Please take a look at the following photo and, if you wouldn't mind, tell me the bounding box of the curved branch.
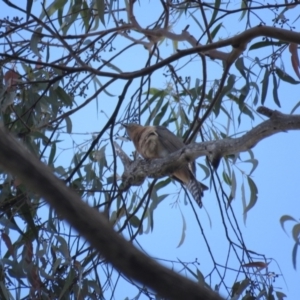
[3,25,300,81]
[0,131,224,300]
[119,107,300,187]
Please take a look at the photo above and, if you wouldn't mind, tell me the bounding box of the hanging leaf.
[26,0,33,21]
[40,0,68,20]
[101,59,123,73]
[292,242,298,270]
[176,208,186,248]
[239,0,248,21]
[244,177,258,216]
[289,43,300,79]
[208,0,220,26]
[280,215,297,234]
[129,215,141,228]
[95,0,106,26]
[235,57,247,79]
[292,223,300,243]
[261,67,270,105]
[65,116,72,134]
[48,142,56,166]
[210,23,223,40]
[153,102,168,125]
[272,72,281,107]
[249,41,284,51]
[275,68,300,84]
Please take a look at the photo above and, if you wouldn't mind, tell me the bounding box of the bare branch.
[3,25,300,81]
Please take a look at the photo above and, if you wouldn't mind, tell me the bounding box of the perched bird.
[123,123,208,207]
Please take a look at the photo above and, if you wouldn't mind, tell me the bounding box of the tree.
[0,0,299,299]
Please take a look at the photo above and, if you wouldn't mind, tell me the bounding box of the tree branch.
[119,107,300,187]
[3,25,300,80]
[0,126,224,300]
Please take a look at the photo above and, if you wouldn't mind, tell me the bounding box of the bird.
[122,123,208,207]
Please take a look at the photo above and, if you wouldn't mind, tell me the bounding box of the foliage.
[0,0,299,299]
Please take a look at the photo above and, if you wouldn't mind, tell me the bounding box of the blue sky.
[1,1,300,299]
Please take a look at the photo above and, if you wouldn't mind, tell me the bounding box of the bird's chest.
[142,135,168,159]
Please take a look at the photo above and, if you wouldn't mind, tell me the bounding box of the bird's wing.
[155,126,185,153]
[156,126,198,174]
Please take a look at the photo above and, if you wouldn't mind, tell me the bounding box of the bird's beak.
[122,123,128,128]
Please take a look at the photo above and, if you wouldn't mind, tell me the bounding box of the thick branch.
[120,107,300,186]
[0,126,224,300]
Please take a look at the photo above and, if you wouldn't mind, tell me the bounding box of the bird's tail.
[186,179,208,208]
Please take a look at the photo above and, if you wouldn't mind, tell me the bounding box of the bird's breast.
[141,134,168,159]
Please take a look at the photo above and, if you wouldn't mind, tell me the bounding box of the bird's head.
[122,123,142,140]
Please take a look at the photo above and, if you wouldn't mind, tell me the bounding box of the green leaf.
[153,102,168,125]
[210,23,222,40]
[92,75,115,97]
[26,0,33,21]
[0,215,21,232]
[29,131,50,144]
[230,170,236,200]
[241,183,246,224]
[48,142,56,166]
[172,39,178,53]
[40,0,68,20]
[239,0,247,21]
[129,215,140,228]
[292,223,300,243]
[154,178,171,191]
[145,95,165,125]
[101,59,123,73]
[214,74,236,116]
[106,0,114,24]
[20,201,39,240]
[65,116,72,133]
[290,100,300,114]
[176,208,186,248]
[235,57,247,79]
[276,67,300,84]
[275,291,287,300]
[222,171,231,185]
[63,3,82,35]
[94,144,107,177]
[249,41,284,51]
[30,27,43,57]
[95,0,106,26]
[243,156,259,176]
[232,278,250,297]
[198,163,210,180]
[189,11,204,32]
[59,268,76,299]
[55,235,70,260]
[73,153,83,178]
[196,269,205,285]
[292,242,298,270]
[80,1,90,31]
[141,90,165,115]
[208,0,220,26]
[244,177,258,216]
[261,67,270,105]
[280,215,297,234]
[272,72,281,107]
[56,86,73,107]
